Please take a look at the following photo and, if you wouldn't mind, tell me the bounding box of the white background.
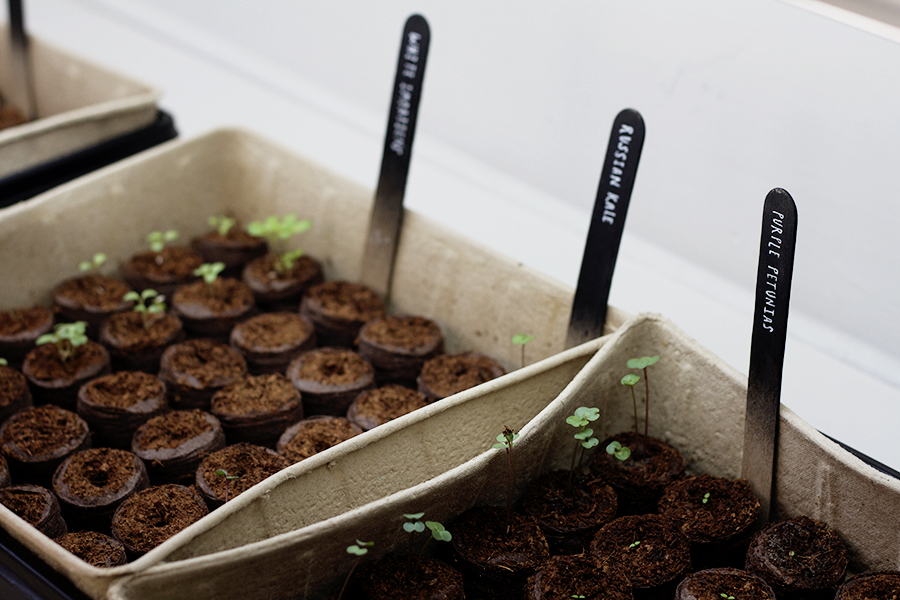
[18,0,900,469]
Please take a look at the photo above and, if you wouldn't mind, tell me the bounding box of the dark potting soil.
[111,484,208,556]
[659,474,760,568]
[353,554,464,600]
[590,431,685,514]
[210,373,303,446]
[230,312,316,374]
[590,513,691,598]
[745,516,848,600]
[53,274,132,312]
[159,339,248,409]
[196,442,289,506]
[0,455,9,488]
[527,554,631,600]
[134,409,217,451]
[449,506,550,600]
[277,416,362,463]
[417,352,505,401]
[357,315,444,383]
[521,469,617,555]
[0,484,67,538]
[348,384,430,431]
[79,371,165,410]
[0,306,54,361]
[291,348,374,386]
[675,567,776,600]
[0,364,31,422]
[836,571,900,600]
[56,531,128,568]
[302,280,385,323]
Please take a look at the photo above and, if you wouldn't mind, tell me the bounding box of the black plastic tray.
[0,110,178,209]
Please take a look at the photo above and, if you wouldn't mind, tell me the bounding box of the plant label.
[361,14,430,302]
[566,108,645,348]
[742,188,798,522]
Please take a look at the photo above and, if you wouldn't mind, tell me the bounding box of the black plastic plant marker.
[566,109,645,349]
[360,14,430,304]
[7,0,38,120]
[741,188,798,523]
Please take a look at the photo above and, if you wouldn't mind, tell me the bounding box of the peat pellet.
[120,246,204,298]
[195,443,289,509]
[0,484,67,538]
[170,278,255,340]
[346,385,429,431]
[229,312,316,375]
[158,338,247,410]
[417,352,505,401]
[287,348,375,416]
[111,484,208,559]
[56,531,128,568]
[210,373,304,447]
[132,409,225,485]
[277,416,363,464]
[22,341,111,410]
[0,306,54,364]
[100,311,185,373]
[356,315,444,385]
[52,274,133,339]
[0,362,32,424]
[52,448,149,533]
[676,568,775,600]
[0,405,91,486]
[242,253,324,308]
[77,371,168,449]
[299,281,385,347]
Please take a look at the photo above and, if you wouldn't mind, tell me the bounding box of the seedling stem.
[493,426,519,534]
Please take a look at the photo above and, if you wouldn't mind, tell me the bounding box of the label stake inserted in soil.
[360,14,430,303]
[741,188,797,523]
[566,108,645,348]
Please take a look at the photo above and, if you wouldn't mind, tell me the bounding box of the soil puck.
[836,571,900,600]
[53,274,133,338]
[158,338,248,410]
[675,567,776,600]
[56,531,128,568]
[210,373,304,447]
[276,415,363,464]
[347,384,430,431]
[527,554,631,600]
[171,278,256,339]
[77,371,168,449]
[191,228,267,276]
[100,311,185,373]
[22,340,111,410]
[120,246,204,298]
[353,554,465,600]
[299,281,385,347]
[0,363,32,424]
[0,405,91,486]
[195,442,289,509]
[417,352,506,401]
[356,315,444,385]
[229,312,316,375]
[131,409,225,485]
[0,307,54,364]
[243,253,324,309]
[0,484,67,538]
[287,347,375,416]
[111,484,208,559]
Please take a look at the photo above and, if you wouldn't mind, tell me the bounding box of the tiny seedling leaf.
[403,512,425,519]
[627,355,660,370]
[511,333,536,346]
[425,522,451,542]
[582,437,599,449]
[621,374,639,386]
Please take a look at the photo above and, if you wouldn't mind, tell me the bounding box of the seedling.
[511,333,535,369]
[338,539,374,600]
[147,229,178,253]
[606,440,631,461]
[247,214,311,272]
[621,373,640,437]
[627,355,659,437]
[401,512,451,575]
[208,215,236,237]
[36,322,88,363]
[123,289,166,328]
[628,540,641,549]
[720,594,735,600]
[702,492,711,505]
[493,426,519,534]
[214,469,240,503]
[566,407,600,488]
[572,596,586,599]
[78,253,107,274]
[193,262,226,294]
[0,358,7,366]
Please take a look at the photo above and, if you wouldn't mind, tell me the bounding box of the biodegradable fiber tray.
[0,24,160,179]
[0,128,627,599]
[38,314,900,600]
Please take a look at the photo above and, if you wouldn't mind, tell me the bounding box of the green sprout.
[78,253,107,274]
[627,355,659,437]
[214,469,240,503]
[36,322,88,363]
[606,440,631,461]
[628,540,641,549]
[0,358,7,366]
[789,550,795,557]
[123,289,166,328]
[512,333,536,369]
[621,373,640,437]
[702,492,711,505]
[493,426,519,534]
[247,214,311,272]
[208,215,236,237]
[194,262,226,287]
[572,596,586,599]
[147,230,178,253]
[401,511,451,573]
[339,539,374,600]
[720,594,735,600]
[566,407,600,488]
